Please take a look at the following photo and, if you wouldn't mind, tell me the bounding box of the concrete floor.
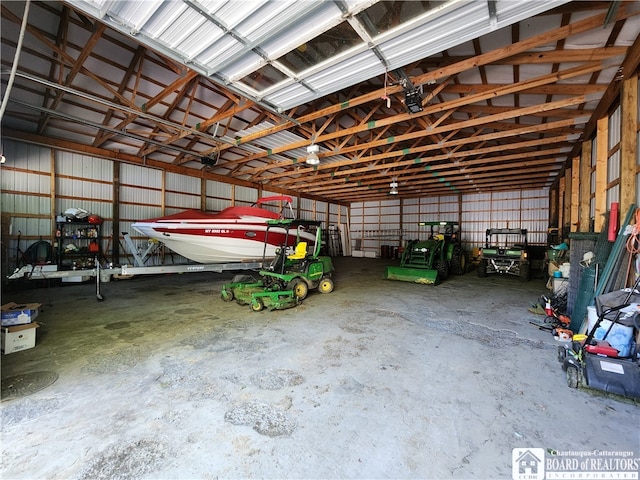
[1,256,638,479]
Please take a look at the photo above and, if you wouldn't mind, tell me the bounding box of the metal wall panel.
[234,185,259,204]
[120,184,162,206]
[606,185,620,206]
[5,141,52,173]
[609,106,621,149]
[349,189,549,254]
[608,150,620,182]
[56,151,113,181]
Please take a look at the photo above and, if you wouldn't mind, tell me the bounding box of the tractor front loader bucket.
[383,266,440,285]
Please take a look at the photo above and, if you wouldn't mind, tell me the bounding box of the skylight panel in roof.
[355,0,448,37]
[239,64,290,91]
[277,21,364,74]
[377,2,487,69]
[258,2,343,60]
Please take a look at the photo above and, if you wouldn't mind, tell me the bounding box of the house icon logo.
[512,448,545,480]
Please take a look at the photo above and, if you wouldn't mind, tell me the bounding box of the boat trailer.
[8,232,263,301]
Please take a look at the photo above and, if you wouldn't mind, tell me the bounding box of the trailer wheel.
[251,298,264,312]
[566,366,579,388]
[221,289,234,302]
[288,278,308,300]
[318,277,334,294]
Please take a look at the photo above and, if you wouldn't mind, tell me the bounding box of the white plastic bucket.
[559,263,571,278]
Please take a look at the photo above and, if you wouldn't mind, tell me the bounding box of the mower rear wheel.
[557,346,567,363]
[288,278,309,300]
[318,277,334,294]
[221,289,234,302]
[566,365,579,389]
[251,298,265,312]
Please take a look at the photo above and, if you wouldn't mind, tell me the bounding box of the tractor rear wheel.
[519,263,530,282]
[450,245,466,275]
[288,278,309,300]
[318,277,334,294]
[477,259,488,277]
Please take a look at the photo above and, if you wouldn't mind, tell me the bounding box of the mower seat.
[288,242,307,260]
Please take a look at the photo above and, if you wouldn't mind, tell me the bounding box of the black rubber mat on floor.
[1,371,58,401]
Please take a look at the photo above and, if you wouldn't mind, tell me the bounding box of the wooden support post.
[620,75,638,216]
[549,187,558,229]
[50,149,56,238]
[112,161,121,265]
[161,170,166,214]
[570,157,580,232]
[564,166,572,234]
[579,140,592,232]
[558,176,566,238]
[594,116,608,232]
[201,177,206,211]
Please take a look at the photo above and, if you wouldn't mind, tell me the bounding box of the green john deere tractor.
[383,221,466,285]
[221,219,334,311]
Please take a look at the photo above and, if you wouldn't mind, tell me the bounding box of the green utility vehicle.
[384,221,466,285]
[477,228,530,281]
[221,219,334,311]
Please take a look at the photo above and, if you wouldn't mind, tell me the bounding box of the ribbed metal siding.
[164,172,200,213]
[205,180,233,212]
[234,185,259,205]
[609,106,621,149]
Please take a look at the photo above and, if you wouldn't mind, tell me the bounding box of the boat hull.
[132,221,314,264]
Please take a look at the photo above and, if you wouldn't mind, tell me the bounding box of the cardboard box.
[1,322,39,354]
[1,302,41,326]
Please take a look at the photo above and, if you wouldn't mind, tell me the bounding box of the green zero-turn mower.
[383,221,466,285]
[221,219,335,311]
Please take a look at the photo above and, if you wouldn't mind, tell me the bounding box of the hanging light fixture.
[306,144,320,165]
[389,177,398,195]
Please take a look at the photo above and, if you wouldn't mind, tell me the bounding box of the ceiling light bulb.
[306,144,320,164]
[306,152,319,165]
[390,187,398,195]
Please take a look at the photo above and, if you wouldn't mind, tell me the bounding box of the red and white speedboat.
[131,196,316,263]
